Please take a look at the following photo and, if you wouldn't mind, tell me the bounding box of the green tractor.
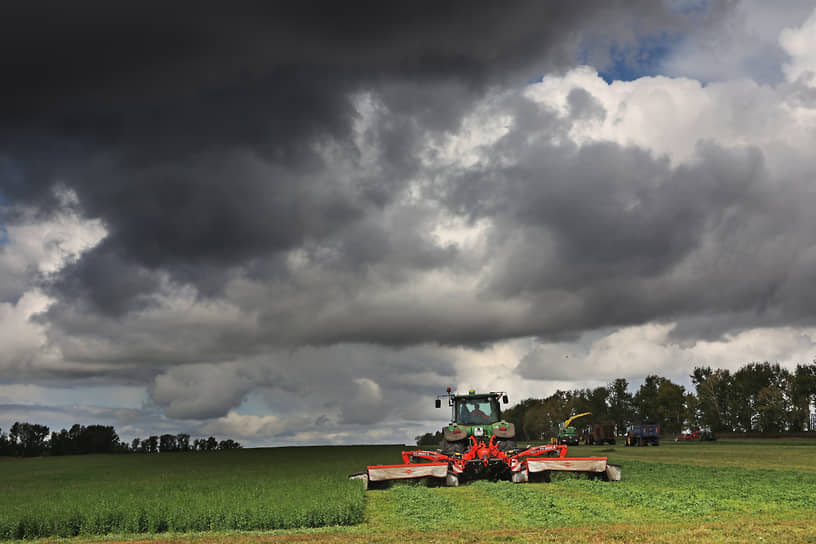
[435,388,517,456]
[554,412,591,446]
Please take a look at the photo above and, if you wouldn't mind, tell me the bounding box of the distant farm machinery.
[350,389,621,489]
[625,424,661,446]
[553,412,592,446]
[583,422,617,445]
[674,427,716,442]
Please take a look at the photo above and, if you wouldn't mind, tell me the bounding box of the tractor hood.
[444,421,515,441]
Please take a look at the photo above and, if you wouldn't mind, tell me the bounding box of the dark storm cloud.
[0,1,685,313]
[6,1,816,437]
[439,94,782,338]
[146,344,457,422]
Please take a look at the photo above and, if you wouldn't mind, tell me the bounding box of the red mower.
[350,389,621,489]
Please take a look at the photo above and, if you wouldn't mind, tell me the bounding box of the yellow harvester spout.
[563,412,592,428]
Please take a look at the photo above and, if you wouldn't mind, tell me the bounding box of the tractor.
[554,412,592,446]
[436,388,518,457]
[350,388,621,489]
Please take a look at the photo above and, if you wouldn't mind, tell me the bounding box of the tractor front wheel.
[496,439,517,453]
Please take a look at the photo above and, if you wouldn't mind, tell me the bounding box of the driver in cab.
[469,402,490,423]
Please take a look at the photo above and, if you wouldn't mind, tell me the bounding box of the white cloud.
[524,66,815,167]
[659,0,815,83]
[0,291,62,375]
[0,191,107,379]
[779,7,816,84]
[0,201,106,279]
[516,323,816,387]
[201,411,291,438]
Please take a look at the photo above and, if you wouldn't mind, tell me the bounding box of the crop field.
[1,440,815,543]
[0,446,395,540]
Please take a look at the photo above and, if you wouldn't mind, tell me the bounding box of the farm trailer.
[583,422,617,445]
[626,424,660,446]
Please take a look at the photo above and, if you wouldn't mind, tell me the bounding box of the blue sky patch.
[580,33,683,83]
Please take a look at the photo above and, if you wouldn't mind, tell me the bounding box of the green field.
[1,440,815,542]
[0,446,395,540]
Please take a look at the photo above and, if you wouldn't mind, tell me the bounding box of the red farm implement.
[350,435,621,489]
[674,427,716,442]
[351,389,621,489]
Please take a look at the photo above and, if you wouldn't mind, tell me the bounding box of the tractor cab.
[435,389,508,425]
[454,396,501,425]
[435,389,515,455]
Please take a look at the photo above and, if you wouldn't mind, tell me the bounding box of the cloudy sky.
[2,1,816,446]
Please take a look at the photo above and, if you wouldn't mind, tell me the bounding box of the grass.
[1,440,815,542]
[360,457,816,532]
[601,438,816,472]
[0,446,401,539]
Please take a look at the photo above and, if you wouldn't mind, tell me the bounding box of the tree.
[144,436,159,453]
[731,362,790,432]
[683,392,699,430]
[176,433,191,452]
[757,385,787,432]
[608,379,634,433]
[789,364,816,431]
[205,436,218,451]
[631,376,687,432]
[691,367,733,432]
[655,379,686,434]
[49,429,72,456]
[0,428,10,456]
[415,431,442,446]
[585,387,610,423]
[218,439,241,450]
[633,375,662,422]
[521,392,574,441]
[50,424,120,454]
[521,402,552,441]
[68,424,83,451]
[9,422,50,457]
[159,434,178,452]
[503,398,541,441]
[81,425,120,454]
[131,438,142,453]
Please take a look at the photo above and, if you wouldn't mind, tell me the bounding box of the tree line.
[0,422,242,457]
[500,362,816,441]
[415,362,816,444]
